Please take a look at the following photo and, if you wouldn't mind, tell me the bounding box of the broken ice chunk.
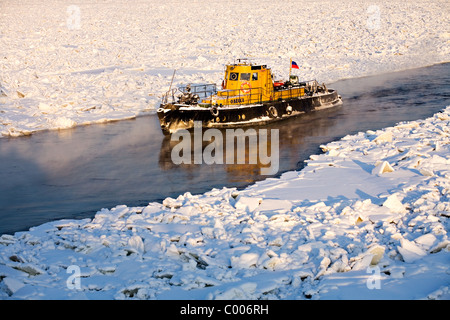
[2,277,25,295]
[368,245,385,265]
[382,194,407,214]
[397,238,426,263]
[127,235,145,254]
[414,233,437,251]
[234,196,261,213]
[373,131,393,144]
[230,252,259,269]
[371,161,394,175]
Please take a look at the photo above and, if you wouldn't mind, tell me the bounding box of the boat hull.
[157,89,342,134]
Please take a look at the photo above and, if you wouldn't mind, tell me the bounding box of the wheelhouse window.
[252,72,258,81]
[229,72,238,81]
[240,73,251,81]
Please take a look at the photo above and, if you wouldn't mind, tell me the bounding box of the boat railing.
[304,79,320,93]
[277,79,322,99]
[276,86,302,100]
[161,79,321,106]
[216,86,266,106]
[211,81,318,106]
[162,83,218,104]
[161,88,178,104]
[179,83,218,99]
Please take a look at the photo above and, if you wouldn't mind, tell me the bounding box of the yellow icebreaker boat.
[157,59,342,134]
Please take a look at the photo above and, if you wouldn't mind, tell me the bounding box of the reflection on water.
[0,63,449,235]
[158,107,341,182]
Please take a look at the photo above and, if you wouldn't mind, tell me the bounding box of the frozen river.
[0,63,449,235]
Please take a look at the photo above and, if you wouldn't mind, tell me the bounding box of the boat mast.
[168,69,176,92]
[167,69,176,102]
[289,58,292,79]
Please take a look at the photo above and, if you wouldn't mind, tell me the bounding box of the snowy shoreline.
[1,0,449,137]
[0,105,448,299]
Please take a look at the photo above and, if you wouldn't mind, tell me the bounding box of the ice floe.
[0,0,449,137]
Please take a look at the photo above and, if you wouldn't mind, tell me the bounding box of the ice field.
[0,0,449,300]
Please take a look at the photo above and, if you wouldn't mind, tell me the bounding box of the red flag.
[291,60,300,69]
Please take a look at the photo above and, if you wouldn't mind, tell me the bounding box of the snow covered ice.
[0,0,449,300]
[1,107,449,300]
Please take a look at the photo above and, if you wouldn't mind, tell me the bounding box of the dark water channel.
[1,63,449,235]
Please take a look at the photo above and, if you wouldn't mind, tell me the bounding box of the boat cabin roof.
[227,61,268,70]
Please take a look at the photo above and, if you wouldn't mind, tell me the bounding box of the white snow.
[0,0,449,137]
[0,106,449,300]
[0,0,449,300]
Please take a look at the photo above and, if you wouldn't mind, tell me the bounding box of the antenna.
[289,58,292,79]
[237,58,250,65]
[168,69,176,92]
[162,69,176,104]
